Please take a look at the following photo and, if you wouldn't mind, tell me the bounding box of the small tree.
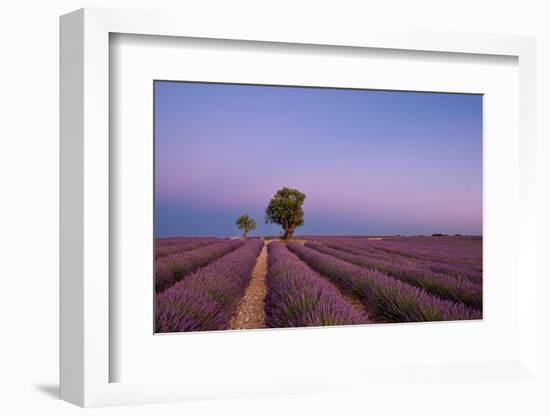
[265,187,306,240]
[235,214,256,237]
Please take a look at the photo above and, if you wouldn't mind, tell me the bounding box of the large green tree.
[235,214,257,237]
[265,187,306,240]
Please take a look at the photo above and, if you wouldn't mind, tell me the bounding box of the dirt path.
[230,242,268,330]
[340,291,369,319]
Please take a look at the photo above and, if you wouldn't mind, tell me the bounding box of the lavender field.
[154,235,482,333]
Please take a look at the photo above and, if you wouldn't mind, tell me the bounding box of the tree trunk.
[283,227,294,240]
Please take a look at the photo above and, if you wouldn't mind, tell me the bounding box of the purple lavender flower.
[155,239,245,293]
[287,242,481,322]
[155,237,219,259]
[305,241,482,309]
[155,240,263,332]
[265,242,368,328]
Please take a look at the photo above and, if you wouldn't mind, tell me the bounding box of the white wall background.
[1,1,548,415]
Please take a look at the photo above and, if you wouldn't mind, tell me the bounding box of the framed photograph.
[60,8,539,408]
[152,80,483,334]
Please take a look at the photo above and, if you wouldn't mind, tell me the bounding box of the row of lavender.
[156,239,263,332]
[265,243,369,328]
[155,236,219,247]
[155,237,219,259]
[155,239,245,292]
[308,237,482,281]
[287,242,481,322]
[304,241,482,309]
[357,238,483,279]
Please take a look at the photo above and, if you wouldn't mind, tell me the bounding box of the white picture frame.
[60,7,539,408]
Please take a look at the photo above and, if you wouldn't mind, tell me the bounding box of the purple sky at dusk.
[154,81,482,238]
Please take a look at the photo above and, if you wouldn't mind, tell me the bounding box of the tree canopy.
[265,187,306,240]
[235,214,257,237]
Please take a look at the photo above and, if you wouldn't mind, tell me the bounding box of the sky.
[154,81,482,238]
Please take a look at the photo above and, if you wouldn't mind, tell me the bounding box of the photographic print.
[154,81,482,333]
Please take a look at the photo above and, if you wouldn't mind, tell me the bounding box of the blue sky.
[155,81,482,237]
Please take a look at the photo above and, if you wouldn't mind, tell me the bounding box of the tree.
[265,187,306,240]
[235,214,257,237]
